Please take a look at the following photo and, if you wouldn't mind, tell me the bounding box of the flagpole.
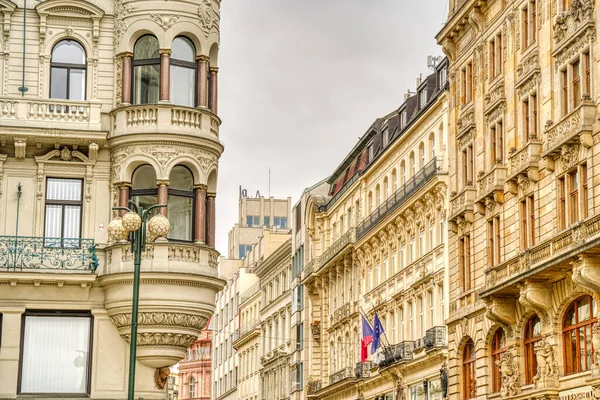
[361,306,393,349]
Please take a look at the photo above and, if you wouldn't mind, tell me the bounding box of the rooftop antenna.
[427,55,441,70]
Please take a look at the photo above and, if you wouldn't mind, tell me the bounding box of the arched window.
[524,314,542,384]
[171,37,197,107]
[563,295,597,374]
[131,165,158,210]
[430,132,436,159]
[463,339,476,400]
[401,161,406,184]
[419,143,425,167]
[376,185,381,207]
[133,35,160,104]
[368,192,373,214]
[410,152,416,176]
[168,166,195,241]
[189,376,196,398]
[491,328,506,393]
[392,169,398,192]
[383,178,389,199]
[50,40,86,100]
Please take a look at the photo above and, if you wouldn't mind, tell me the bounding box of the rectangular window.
[559,176,567,230]
[460,235,472,291]
[44,178,83,243]
[439,285,445,325]
[532,93,538,138]
[400,109,407,127]
[490,125,497,164]
[523,98,530,142]
[582,163,588,219]
[467,62,473,102]
[19,310,92,395]
[274,216,288,228]
[246,215,260,227]
[264,216,270,227]
[570,169,579,224]
[573,59,581,109]
[584,51,591,96]
[461,67,467,104]
[295,323,303,351]
[488,219,495,266]
[462,148,468,185]
[291,285,304,314]
[428,290,434,329]
[562,69,569,116]
[290,362,303,393]
[420,89,427,108]
[520,196,536,249]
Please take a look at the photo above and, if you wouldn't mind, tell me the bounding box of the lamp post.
[107,201,170,400]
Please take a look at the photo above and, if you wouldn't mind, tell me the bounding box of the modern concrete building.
[300,57,450,399]
[437,1,600,400]
[0,0,224,398]
[228,191,292,259]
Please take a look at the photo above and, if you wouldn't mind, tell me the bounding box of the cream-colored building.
[257,238,292,400]
[228,192,292,259]
[0,0,224,398]
[300,57,450,400]
[437,1,600,400]
[234,279,261,400]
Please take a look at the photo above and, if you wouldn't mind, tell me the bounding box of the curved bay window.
[524,314,542,384]
[50,40,86,100]
[463,339,476,400]
[491,329,506,393]
[133,35,160,104]
[563,295,597,375]
[131,165,158,210]
[168,166,194,241]
[171,37,197,107]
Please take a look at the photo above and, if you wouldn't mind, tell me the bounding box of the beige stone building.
[228,192,292,259]
[0,0,224,398]
[299,58,450,400]
[437,1,600,400]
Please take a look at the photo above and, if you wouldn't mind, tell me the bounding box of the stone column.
[157,180,169,217]
[207,192,216,247]
[118,183,131,217]
[197,55,209,108]
[120,52,133,105]
[159,49,171,102]
[194,184,207,244]
[209,66,218,114]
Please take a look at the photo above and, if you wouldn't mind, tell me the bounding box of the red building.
[179,326,212,400]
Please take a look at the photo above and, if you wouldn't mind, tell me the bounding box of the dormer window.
[383,128,389,146]
[439,67,447,87]
[420,88,427,108]
[400,109,407,128]
[368,142,374,161]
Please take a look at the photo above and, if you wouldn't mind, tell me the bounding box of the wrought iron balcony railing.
[425,326,447,349]
[306,380,322,395]
[378,341,414,368]
[328,366,353,385]
[357,157,442,240]
[240,281,260,304]
[0,236,98,272]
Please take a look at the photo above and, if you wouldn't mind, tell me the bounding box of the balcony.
[302,256,318,279]
[481,214,600,297]
[552,0,594,53]
[240,281,260,304]
[0,97,104,144]
[506,140,542,192]
[330,302,351,326]
[328,367,354,385]
[449,186,476,225]
[357,157,442,240]
[306,380,322,395]
[110,104,220,140]
[99,241,223,368]
[542,102,594,165]
[233,319,261,349]
[378,341,414,368]
[476,165,507,211]
[425,326,447,349]
[0,236,98,272]
[316,228,355,271]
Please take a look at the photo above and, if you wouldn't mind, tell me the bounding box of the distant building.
[178,326,213,400]
[228,189,292,259]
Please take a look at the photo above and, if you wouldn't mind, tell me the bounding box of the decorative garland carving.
[198,0,219,38]
[110,312,208,329]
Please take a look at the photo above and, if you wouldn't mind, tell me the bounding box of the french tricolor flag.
[361,314,373,363]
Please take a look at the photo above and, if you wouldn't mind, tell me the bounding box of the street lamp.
[107,201,170,400]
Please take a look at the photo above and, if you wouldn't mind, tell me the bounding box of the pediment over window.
[35,0,104,19]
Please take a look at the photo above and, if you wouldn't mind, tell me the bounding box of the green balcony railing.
[0,236,98,272]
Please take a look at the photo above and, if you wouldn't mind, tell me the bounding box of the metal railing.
[240,281,260,304]
[379,341,414,368]
[328,367,353,385]
[331,302,351,326]
[0,236,98,272]
[425,326,446,349]
[357,157,441,240]
[317,228,356,271]
[238,319,261,337]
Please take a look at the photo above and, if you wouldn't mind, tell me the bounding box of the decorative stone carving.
[484,297,516,336]
[518,281,552,324]
[571,254,600,293]
[533,338,559,388]
[113,0,137,50]
[560,144,580,171]
[151,14,180,31]
[592,322,600,374]
[496,350,520,396]
[198,0,219,38]
[553,0,594,45]
[154,367,170,389]
[14,137,26,158]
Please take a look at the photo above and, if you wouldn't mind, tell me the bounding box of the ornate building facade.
[300,58,450,400]
[437,1,600,400]
[179,326,213,400]
[0,0,224,398]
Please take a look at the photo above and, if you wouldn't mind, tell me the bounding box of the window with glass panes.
[563,295,596,375]
[44,178,83,244]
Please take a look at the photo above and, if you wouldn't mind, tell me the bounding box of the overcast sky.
[215,0,448,255]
